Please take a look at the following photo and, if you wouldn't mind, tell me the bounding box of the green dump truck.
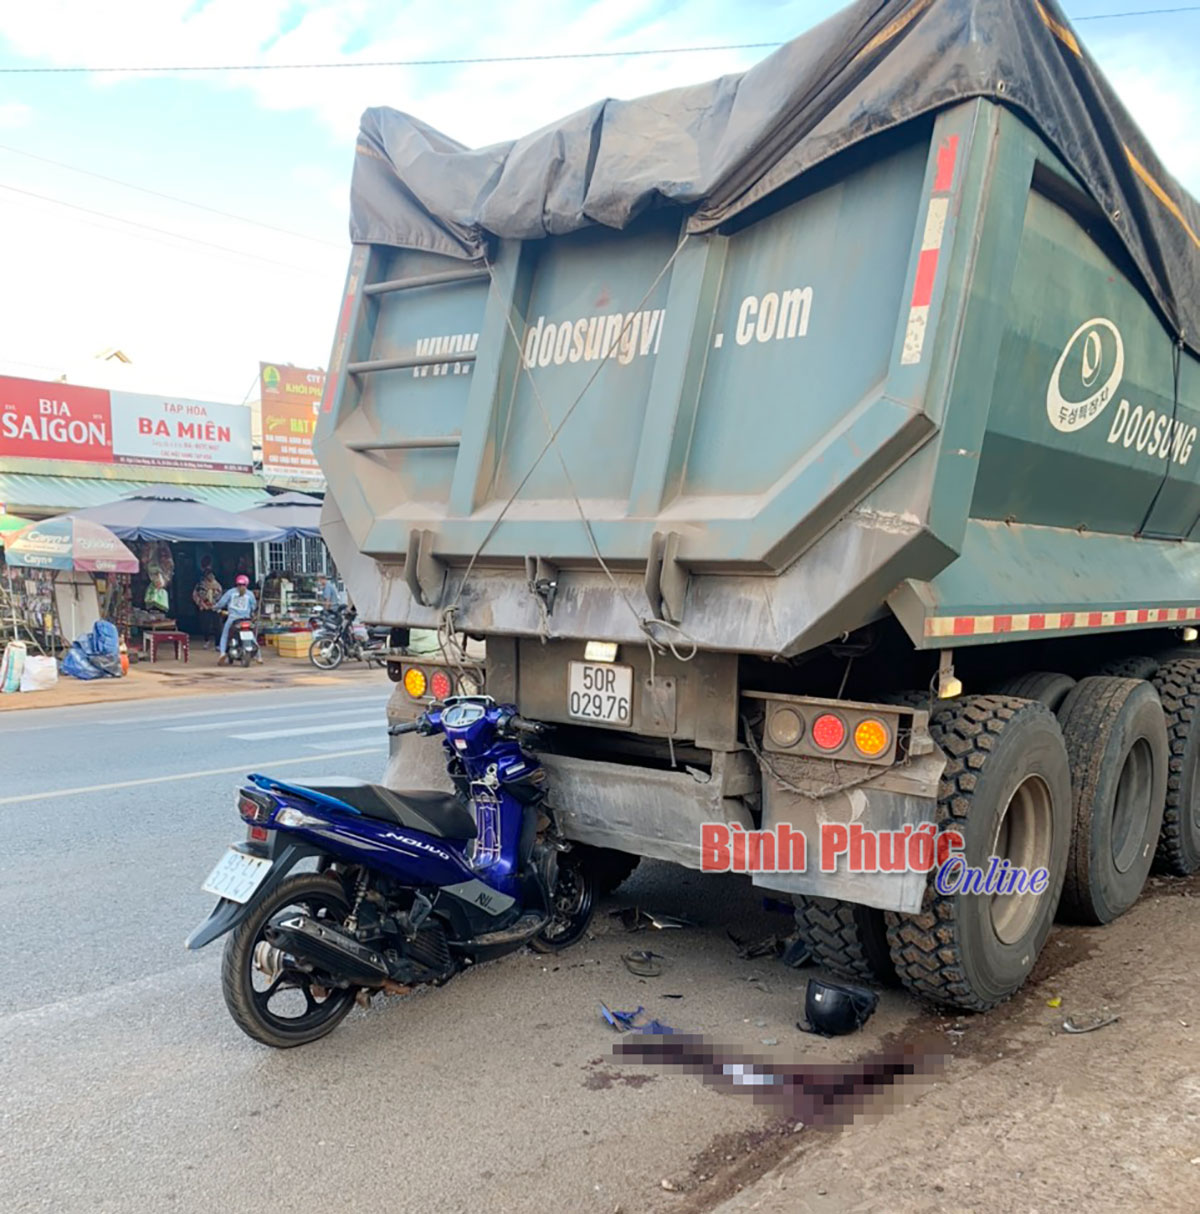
[314,0,1200,1010]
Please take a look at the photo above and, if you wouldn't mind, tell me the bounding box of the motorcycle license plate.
[567,661,633,726]
[201,849,272,903]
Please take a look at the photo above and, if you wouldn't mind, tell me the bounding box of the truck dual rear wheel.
[1055,678,1167,924]
[993,671,1076,712]
[886,696,1071,1011]
[1150,659,1200,875]
[791,896,897,986]
[1095,655,1160,681]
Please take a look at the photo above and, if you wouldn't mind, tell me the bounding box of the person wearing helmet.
[214,575,258,664]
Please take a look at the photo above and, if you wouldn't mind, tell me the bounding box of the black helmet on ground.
[798,978,879,1036]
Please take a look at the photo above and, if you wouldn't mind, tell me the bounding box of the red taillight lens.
[430,669,454,701]
[248,826,269,842]
[238,791,272,823]
[811,713,847,751]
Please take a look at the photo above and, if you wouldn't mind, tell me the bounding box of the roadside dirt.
[0,646,387,711]
[624,872,1200,1214]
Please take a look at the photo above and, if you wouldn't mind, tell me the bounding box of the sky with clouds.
[0,0,1197,405]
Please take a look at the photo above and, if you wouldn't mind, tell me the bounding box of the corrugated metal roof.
[0,472,267,515]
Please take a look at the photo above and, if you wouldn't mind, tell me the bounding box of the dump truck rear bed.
[318,99,1200,656]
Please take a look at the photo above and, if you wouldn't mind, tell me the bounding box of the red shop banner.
[0,376,114,464]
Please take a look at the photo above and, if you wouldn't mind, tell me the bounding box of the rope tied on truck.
[434,236,702,760]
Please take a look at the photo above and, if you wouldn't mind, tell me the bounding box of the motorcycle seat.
[298,777,477,840]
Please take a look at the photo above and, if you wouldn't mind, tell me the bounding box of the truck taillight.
[403,666,428,698]
[750,694,902,767]
[853,718,891,758]
[430,669,454,701]
[811,713,847,752]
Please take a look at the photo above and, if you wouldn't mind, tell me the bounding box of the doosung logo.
[1045,317,1124,433]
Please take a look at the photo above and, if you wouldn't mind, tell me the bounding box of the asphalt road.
[0,686,921,1214]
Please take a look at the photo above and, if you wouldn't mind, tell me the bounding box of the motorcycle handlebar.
[387,713,550,739]
[506,715,549,739]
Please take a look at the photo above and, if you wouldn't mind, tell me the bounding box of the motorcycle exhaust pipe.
[265,915,391,986]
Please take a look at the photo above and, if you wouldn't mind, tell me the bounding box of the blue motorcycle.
[187,696,595,1048]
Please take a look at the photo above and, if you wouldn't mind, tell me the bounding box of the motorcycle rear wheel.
[221,873,360,1048]
[309,637,344,670]
[529,853,595,953]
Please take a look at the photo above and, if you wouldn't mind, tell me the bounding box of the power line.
[0,142,342,248]
[1074,4,1200,16]
[0,182,339,275]
[0,41,779,74]
[0,357,65,376]
[0,9,1194,75]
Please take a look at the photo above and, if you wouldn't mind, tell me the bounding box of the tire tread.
[1150,658,1200,875]
[792,896,897,985]
[884,696,1064,1012]
[1055,676,1166,923]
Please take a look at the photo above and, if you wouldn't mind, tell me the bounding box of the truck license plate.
[201,849,272,904]
[568,661,633,726]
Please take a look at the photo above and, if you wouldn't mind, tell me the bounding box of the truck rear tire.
[1150,659,1200,875]
[1055,677,1167,924]
[573,844,641,895]
[993,671,1076,712]
[885,696,1071,1011]
[1096,655,1160,681]
[791,896,897,985]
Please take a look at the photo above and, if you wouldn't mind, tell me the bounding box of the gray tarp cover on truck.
[349,0,1200,355]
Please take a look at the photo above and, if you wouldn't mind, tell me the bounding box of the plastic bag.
[62,643,102,681]
[71,619,122,678]
[19,654,58,693]
[65,621,122,679]
[1,640,27,693]
[82,620,120,659]
[145,585,168,611]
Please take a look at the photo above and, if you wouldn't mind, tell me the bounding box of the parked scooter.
[221,613,261,668]
[186,696,594,1047]
[308,604,389,670]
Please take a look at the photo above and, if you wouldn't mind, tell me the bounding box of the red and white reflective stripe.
[901,135,959,367]
[925,606,1200,639]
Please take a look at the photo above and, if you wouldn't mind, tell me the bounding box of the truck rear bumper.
[383,701,943,913]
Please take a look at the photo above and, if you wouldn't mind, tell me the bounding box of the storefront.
[1,373,268,650]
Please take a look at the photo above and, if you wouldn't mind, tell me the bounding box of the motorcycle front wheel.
[309,637,344,670]
[529,853,596,953]
[221,873,360,1048]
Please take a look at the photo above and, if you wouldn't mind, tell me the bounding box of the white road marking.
[165,703,388,732]
[230,718,384,742]
[307,740,389,751]
[0,958,215,1037]
[97,694,385,726]
[0,747,385,806]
